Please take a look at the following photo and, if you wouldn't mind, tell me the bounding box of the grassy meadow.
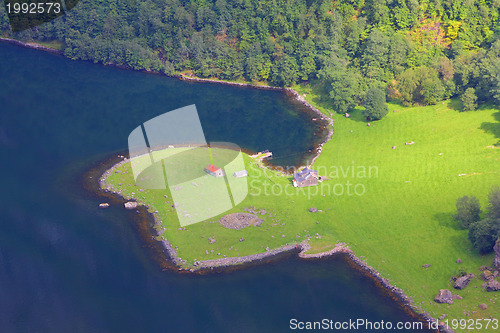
[295,83,500,326]
[102,86,500,330]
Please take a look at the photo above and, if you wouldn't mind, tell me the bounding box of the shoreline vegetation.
[3,37,463,332]
[0,37,64,54]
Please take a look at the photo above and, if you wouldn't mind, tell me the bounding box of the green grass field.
[102,86,500,331]
[294,83,500,328]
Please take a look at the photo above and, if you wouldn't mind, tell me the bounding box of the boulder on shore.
[124,201,138,210]
[434,289,461,304]
[454,273,474,290]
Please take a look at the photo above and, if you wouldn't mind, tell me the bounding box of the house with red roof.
[204,164,224,178]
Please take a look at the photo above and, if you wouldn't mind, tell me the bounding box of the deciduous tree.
[468,218,500,254]
[453,195,482,228]
[362,88,388,120]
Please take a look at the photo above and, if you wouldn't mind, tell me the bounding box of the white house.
[233,170,248,178]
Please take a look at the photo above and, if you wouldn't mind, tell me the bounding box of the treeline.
[1,0,499,113]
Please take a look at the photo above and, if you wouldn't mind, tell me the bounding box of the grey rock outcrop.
[434,289,462,304]
[454,273,474,290]
[485,279,500,292]
[482,270,494,281]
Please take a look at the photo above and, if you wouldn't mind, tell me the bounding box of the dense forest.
[1,0,499,114]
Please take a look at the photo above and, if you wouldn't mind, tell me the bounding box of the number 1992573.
[6,2,61,14]
[443,318,498,330]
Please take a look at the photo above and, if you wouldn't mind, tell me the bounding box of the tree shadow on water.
[434,212,462,231]
[480,110,500,146]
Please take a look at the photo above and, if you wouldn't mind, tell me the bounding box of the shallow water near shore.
[0,42,433,332]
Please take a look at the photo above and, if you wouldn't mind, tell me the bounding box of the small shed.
[293,167,319,187]
[233,170,248,178]
[205,164,224,178]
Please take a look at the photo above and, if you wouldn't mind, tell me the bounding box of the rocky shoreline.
[98,156,309,270]
[98,154,446,331]
[341,249,452,333]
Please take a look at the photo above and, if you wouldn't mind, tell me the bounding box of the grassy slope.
[294,83,500,327]
[103,84,500,330]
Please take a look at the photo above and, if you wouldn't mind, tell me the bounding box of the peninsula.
[98,86,500,331]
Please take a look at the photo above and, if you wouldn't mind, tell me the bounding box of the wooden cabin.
[293,167,319,187]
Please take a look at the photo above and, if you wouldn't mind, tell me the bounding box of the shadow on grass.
[434,212,463,231]
[305,81,335,113]
[448,98,463,111]
[305,82,370,123]
[480,110,500,146]
[347,107,371,123]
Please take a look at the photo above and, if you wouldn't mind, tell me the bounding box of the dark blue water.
[0,42,432,333]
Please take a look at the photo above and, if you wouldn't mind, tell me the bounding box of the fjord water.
[0,42,431,332]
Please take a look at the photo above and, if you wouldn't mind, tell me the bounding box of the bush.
[461,88,477,111]
[453,195,482,228]
[362,88,389,120]
[396,66,445,105]
[468,218,500,254]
